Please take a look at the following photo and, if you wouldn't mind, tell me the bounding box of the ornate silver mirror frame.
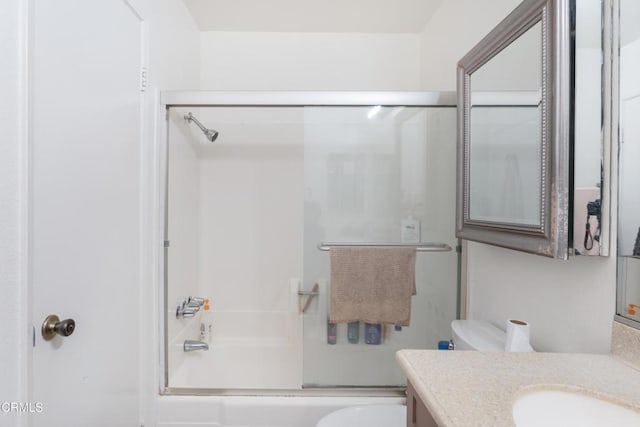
[456,0,573,259]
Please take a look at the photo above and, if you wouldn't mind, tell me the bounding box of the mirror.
[617,0,640,325]
[457,0,573,259]
[457,0,607,259]
[468,22,543,227]
[572,0,607,256]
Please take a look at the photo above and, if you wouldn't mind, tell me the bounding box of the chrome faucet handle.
[179,309,197,318]
[176,301,199,319]
[186,296,204,308]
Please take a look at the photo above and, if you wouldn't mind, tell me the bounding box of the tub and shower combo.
[158,91,459,426]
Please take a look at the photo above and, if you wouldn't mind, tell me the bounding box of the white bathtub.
[157,395,405,427]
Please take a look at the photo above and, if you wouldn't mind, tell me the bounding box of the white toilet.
[450,319,507,351]
[316,320,510,427]
[316,405,406,427]
[451,319,535,351]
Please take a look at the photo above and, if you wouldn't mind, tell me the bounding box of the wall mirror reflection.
[617,0,640,325]
[573,0,607,257]
[468,21,543,227]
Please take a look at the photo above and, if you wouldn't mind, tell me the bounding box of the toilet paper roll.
[505,319,534,352]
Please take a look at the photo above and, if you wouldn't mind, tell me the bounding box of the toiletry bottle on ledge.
[401,216,421,243]
[365,323,382,345]
[348,321,359,344]
[201,298,213,343]
[327,318,337,345]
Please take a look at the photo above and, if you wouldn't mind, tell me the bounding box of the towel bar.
[317,242,452,252]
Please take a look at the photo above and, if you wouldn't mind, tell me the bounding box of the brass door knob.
[41,314,76,340]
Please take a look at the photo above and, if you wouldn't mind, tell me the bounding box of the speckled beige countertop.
[397,346,640,426]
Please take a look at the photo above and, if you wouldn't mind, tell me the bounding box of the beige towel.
[329,247,416,326]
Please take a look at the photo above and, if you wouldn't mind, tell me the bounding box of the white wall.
[467,243,616,353]
[199,32,421,90]
[150,0,201,90]
[142,1,201,425]
[198,0,522,92]
[0,0,27,419]
[419,0,522,91]
[419,0,616,353]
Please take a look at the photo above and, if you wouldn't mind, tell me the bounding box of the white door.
[30,1,144,425]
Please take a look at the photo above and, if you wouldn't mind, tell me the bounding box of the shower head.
[184,112,219,143]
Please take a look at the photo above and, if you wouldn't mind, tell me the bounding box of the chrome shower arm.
[185,112,207,133]
[184,112,219,142]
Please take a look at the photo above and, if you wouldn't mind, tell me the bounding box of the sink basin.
[513,390,640,427]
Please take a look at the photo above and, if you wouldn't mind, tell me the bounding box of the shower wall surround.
[166,106,304,389]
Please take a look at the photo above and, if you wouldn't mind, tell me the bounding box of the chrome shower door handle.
[41,314,76,340]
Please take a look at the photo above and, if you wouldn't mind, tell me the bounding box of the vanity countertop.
[396,349,640,427]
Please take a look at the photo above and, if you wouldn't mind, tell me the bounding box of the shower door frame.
[158,91,458,396]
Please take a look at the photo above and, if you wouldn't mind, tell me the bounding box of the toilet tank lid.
[451,320,505,351]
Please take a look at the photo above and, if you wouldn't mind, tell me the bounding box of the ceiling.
[182,0,444,33]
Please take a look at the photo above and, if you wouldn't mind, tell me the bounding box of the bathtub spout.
[184,339,209,352]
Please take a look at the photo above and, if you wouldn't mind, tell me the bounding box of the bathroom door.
[30,1,145,425]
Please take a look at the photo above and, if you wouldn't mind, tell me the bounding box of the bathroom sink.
[512,390,640,427]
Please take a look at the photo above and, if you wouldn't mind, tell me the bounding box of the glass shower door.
[164,101,458,391]
[301,106,458,387]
